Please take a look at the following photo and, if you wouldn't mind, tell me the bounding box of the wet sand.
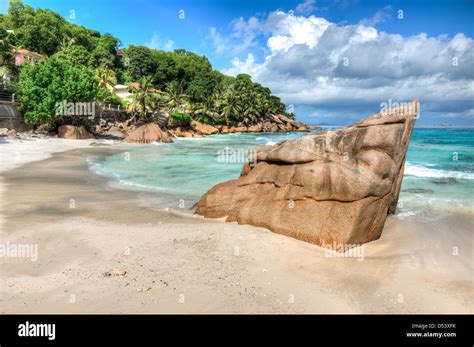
[0,143,472,313]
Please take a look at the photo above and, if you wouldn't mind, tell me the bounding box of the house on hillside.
[0,66,13,85]
[112,83,165,105]
[13,48,44,66]
[113,85,133,100]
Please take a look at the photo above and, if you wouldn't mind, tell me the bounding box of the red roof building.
[13,48,44,66]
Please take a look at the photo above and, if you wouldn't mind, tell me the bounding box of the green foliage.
[127,75,158,120]
[186,70,217,103]
[92,33,120,69]
[18,56,99,124]
[125,45,157,82]
[152,51,176,88]
[168,111,191,128]
[11,8,67,56]
[98,88,124,106]
[54,44,94,67]
[3,1,119,58]
[0,29,14,67]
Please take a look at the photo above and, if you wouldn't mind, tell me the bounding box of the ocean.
[90,128,474,218]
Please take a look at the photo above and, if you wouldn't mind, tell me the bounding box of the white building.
[113,85,133,100]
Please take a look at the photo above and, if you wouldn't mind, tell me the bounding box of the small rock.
[111,269,127,277]
[103,269,127,277]
[7,129,17,139]
[0,128,8,136]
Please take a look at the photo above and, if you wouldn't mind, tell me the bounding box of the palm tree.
[242,92,264,125]
[191,95,220,123]
[220,92,240,125]
[127,76,158,122]
[164,81,188,112]
[96,66,117,93]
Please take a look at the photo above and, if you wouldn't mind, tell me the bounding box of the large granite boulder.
[190,121,219,135]
[124,123,173,144]
[105,126,126,139]
[58,125,94,140]
[195,100,419,249]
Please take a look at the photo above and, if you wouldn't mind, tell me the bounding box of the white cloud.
[222,53,262,77]
[146,32,174,51]
[208,27,228,54]
[209,17,260,55]
[359,6,391,27]
[217,10,474,123]
[295,0,317,15]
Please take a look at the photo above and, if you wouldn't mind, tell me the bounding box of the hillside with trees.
[0,0,308,138]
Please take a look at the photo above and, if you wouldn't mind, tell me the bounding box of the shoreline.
[0,139,472,313]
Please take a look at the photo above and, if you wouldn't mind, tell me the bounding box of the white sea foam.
[405,163,474,180]
[265,141,277,146]
[395,210,421,220]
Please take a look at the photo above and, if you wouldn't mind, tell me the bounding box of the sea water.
[90,128,474,217]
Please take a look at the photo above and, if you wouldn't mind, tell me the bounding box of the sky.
[1,0,473,126]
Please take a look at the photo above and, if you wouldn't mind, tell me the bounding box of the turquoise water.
[91,128,474,216]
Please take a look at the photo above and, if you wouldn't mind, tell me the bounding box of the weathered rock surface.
[58,125,94,140]
[34,123,50,135]
[7,129,17,139]
[105,126,126,139]
[190,121,219,135]
[248,123,263,132]
[195,100,419,249]
[124,123,173,144]
[169,127,194,138]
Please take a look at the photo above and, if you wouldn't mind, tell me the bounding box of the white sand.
[0,137,94,234]
[0,137,93,173]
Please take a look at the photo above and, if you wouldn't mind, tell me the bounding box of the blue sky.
[1,0,473,126]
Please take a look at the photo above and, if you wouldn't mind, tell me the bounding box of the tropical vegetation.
[0,0,294,126]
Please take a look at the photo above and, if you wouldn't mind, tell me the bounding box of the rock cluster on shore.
[195,100,419,249]
[64,113,315,143]
[0,113,316,143]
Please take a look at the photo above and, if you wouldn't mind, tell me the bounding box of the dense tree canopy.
[18,56,99,124]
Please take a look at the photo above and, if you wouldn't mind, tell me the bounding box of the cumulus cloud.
[209,16,261,55]
[219,10,474,124]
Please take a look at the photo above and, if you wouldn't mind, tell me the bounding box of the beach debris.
[103,269,127,277]
[136,287,152,293]
[195,100,419,250]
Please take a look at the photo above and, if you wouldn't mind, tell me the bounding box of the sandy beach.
[0,138,472,314]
